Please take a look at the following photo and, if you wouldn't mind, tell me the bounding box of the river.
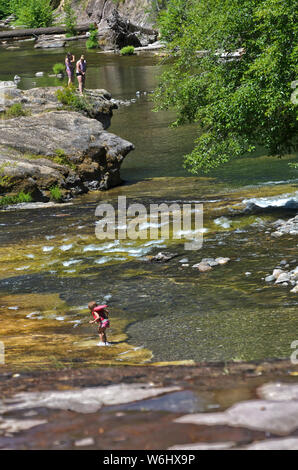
[0,40,297,369]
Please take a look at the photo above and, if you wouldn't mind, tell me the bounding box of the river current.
[0,41,297,369]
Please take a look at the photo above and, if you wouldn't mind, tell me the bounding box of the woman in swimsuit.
[65,52,75,86]
[76,55,87,95]
[88,301,110,345]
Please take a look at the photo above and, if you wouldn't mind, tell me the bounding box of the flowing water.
[0,41,297,369]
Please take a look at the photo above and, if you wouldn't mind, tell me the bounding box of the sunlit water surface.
[0,41,297,368]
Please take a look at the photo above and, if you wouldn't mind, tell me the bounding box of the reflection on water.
[0,42,297,368]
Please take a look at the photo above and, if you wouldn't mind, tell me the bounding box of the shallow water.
[0,42,297,369]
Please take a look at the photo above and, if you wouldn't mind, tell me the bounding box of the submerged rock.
[175,399,298,435]
[215,257,231,265]
[192,262,212,273]
[149,252,178,263]
[0,384,180,414]
[192,256,231,272]
[243,193,298,213]
[271,215,298,237]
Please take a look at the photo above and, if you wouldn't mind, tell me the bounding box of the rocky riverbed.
[0,83,134,202]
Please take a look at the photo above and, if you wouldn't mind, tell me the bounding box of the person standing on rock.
[76,55,87,95]
[88,301,110,346]
[65,52,75,86]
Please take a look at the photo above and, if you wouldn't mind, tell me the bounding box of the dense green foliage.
[64,0,77,37]
[0,0,11,19]
[154,0,298,173]
[86,23,98,49]
[120,46,135,56]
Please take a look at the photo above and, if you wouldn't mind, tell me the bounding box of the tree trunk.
[0,24,91,40]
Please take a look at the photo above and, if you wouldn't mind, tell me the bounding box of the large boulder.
[97,10,158,50]
[34,35,66,49]
[0,108,134,199]
[75,0,155,29]
[1,86,116,128]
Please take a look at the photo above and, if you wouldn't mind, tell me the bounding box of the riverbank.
[1,359,298,449]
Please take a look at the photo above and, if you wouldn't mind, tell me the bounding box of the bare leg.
[98,327,107,344]
[102,329,107,344]
[77,75,83,95]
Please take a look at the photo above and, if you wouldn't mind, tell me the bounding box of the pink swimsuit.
[92,305,110,329]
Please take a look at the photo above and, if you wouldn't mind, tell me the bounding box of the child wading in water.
[88,301,110,345]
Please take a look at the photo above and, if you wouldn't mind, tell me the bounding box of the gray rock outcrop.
[61,0,156,29]
[0,85,134,202]
[97,10,158,50]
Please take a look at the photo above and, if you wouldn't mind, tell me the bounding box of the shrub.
[64,0,77,37]
[120,46,135,56]
[0,191,33,206]
[86,23,98,49]
[50,185,62,202]
[4,103,28,119]
[56,85,91,114]
[53,149,76,170]
[56,85,76,106]
[53,63,65,76]
[11,0,53,28]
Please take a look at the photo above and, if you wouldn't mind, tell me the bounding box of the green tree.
[154,0,298,173]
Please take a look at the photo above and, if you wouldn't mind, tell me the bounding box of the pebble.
[272,269,283,279]
[215,257,231,265]
[194,263,212,272]
[74,437,94,447]
[192,256,231,272]
[275,273,291,284]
